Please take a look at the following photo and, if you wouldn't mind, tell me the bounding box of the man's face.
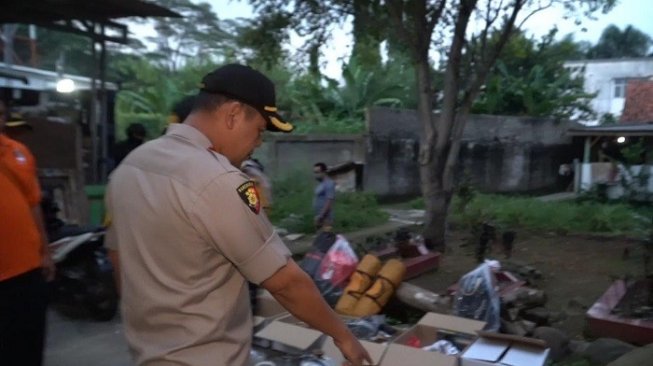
[313,167,325,181]
[228,104,266,166]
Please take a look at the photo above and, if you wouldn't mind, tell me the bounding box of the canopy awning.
[568,124,653,137]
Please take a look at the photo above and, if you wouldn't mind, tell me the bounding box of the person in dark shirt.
[113,123,146,166]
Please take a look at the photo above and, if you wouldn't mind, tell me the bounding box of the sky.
[131,0,653,79]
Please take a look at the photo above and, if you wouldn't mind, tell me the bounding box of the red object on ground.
[370,247,440,280]
[586,279,653,345]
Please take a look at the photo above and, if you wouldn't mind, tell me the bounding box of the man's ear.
[223,101,245,130]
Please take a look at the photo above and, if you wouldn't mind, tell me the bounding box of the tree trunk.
[415,58,451,252]
[396,283,451,314]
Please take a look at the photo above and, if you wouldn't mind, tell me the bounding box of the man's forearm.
[265,262,351,341]
[319,199,333,219]
[108,249,121,295]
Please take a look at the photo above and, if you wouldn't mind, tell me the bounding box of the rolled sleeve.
[192,172,291,284]
[236,231,290,284]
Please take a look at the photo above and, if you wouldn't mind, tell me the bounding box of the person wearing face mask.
[104,64,371,366]
[313,162,336,231]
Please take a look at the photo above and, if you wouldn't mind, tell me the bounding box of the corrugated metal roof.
[0,62,118,91]
[568,123,653,136]
[0,0,179,23]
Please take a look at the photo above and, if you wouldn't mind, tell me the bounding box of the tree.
[385,0,615,250]
[144,0,232,72]
[472,30,595,120]
[587,24,652,59]
[247,0,615,249]
[227,13,291,69]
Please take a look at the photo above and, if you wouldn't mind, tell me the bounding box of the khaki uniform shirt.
[105,124,290,366]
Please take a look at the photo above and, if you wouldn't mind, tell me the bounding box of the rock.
[583,338,637,366]
[285,233,304,242]
[520,307,550,326]
[276,227,289,236]
[607,343,653,366]
[501,320,527,337]
[515,288,547,308]
[520,320,537,335]
[568,297,589,310]
[506,308,520,321]
[568,340,590,355]
[533,327,570,362]
[549,310,568,324]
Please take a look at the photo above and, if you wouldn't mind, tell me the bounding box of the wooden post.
[583,136,591,164]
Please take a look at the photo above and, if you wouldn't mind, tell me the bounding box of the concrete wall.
[365,107,580,197]
[252,134,366,179]
[564,58,653,124]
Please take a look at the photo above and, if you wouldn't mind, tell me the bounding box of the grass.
[267,171,389,233]
[409,194,651,237]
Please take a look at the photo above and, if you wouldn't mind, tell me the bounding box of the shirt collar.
[166,123,212,149]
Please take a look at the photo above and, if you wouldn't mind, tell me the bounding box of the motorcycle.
[42,193,118,321]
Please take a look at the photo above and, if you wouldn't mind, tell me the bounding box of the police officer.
[106,64,371,366]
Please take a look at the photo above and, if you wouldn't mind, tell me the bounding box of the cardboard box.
[460,332,550,366]
[380,313,486,366]
[254,315,325,354]
[322,336,388,365]
[252,290,288,347]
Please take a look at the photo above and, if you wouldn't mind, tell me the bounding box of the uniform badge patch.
[236,181,261,214]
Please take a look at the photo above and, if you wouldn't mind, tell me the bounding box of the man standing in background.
[313,162,336,231]
[0,100,55,366]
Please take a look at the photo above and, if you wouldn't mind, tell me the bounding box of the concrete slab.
[45,310,132,366]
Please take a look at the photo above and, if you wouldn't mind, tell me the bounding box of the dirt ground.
[407,229,642,340]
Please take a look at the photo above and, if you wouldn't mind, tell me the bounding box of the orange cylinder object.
[335,255,382,315]
[352,259,406,317]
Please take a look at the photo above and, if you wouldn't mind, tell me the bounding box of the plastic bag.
[299,232,337,278]
[453,262,501,331]
[422,340,461,355]
[317,235,358,287]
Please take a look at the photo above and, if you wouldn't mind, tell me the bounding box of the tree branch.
[386,0,419,61]
[426,0,448,38]
[517,0,554,30]
[435,0,477,151]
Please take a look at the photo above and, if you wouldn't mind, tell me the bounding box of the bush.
[412,194,647,236]
[268,171,388,233]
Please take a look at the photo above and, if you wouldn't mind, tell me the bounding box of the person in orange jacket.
[0,100,55,366]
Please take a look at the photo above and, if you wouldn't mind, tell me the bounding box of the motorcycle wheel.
[85,273,118,321]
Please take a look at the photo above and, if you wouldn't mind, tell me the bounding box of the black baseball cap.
[199,64,293,133]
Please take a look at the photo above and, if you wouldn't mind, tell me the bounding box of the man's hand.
[262,261,373,365]
[41,249,56,282]
[314,215,324,229]
[334,334,373,366]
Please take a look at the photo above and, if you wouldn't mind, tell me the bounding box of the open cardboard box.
[460,331,550,366]
[254,314,325,354]
[322,337,388,365]
[253,290,288,330]
[380,313,486,366]
[252,290,289,347]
